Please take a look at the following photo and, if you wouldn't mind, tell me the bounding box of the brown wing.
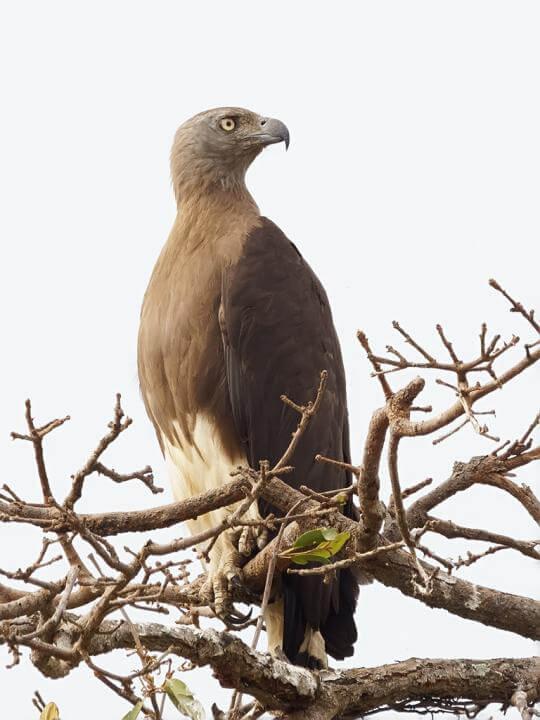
[220,216,358,665]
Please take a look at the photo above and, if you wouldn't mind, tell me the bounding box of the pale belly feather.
[161,413,288,653]
[161,413,261,569]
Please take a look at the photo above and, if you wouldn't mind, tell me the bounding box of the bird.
[137,107,358,669]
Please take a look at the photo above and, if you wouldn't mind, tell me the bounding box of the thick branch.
[365,546,540,640]
[0,477,250,536]
[4,470,537,640]
[5,614,538,719]
[357,408,388,548]
[317,656,540,719]
[87,633,540,718]
[407,453,540,526]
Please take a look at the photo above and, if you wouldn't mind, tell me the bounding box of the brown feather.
[137,190,260,457]
[137,108,358,668]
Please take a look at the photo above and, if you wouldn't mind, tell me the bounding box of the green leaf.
[40,704,60,720]
[165,678,206,720]
[327,531,350,555]
[121,700,143,720]
[320,527,339,541]
[292,528,327,548]
[279,527,351,566]
[166,678,191,698]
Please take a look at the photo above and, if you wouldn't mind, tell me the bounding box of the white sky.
[0,2,538,718]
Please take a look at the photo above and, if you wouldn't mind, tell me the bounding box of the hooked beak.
[250,117,290,150]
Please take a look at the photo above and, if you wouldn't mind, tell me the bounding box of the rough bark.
[0,477,249,536]
[7,614,538,719]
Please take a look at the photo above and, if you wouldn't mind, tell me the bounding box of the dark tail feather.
[282,568,358,668]
[321,568,358,659]
[282,578,309,664]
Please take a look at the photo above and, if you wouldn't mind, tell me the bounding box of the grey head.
[171,107,289,201]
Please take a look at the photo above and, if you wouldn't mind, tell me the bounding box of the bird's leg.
[200,528,250,623]
[237,524,269,557]
[198,502,267,624]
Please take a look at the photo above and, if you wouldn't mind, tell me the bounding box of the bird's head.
[170,107,289,203]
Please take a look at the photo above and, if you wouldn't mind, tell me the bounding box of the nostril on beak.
[260,118,267,126]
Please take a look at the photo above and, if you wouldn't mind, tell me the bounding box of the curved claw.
[225,605,253,626]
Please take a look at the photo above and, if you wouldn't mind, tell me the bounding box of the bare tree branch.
[2,278,538,719]
[4,614,539,720]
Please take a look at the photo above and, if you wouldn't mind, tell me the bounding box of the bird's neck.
[179,179,258,213]
[173,153,257,204]
[170,182,261,259]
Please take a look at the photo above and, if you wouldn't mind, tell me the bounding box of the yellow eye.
[219,117,236,132]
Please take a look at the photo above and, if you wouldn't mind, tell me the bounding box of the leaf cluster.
[279,527,350,565]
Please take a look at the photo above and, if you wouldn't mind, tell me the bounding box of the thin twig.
[489,279,539,333]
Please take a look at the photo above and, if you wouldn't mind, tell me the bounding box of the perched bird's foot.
[235,524,270,557]
[201,535,251,625]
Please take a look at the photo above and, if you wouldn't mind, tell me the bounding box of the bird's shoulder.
[225,216,328,304]
[221,216,338,360]
[241,215,304,263]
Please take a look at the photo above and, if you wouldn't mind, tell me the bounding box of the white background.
[0,2,538,718]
